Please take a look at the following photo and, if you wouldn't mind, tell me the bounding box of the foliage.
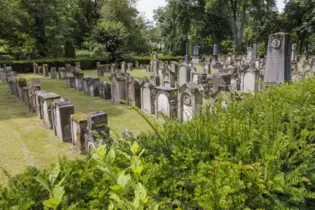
[3,77,315,208]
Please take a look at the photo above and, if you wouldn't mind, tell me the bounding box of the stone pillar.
[33,63,38,74]
[111,63,116,74]
[291,43,297,62]
[127,63,133,71]
[66,76,75,88]
[211,44,219,65]
[41,92,61,129]
[74,71,84,91]
[43,64,49,77]
[264,32,291,84]
[246,47,252,62]
[252,43,258,61]
[7,76,17,96]
[121,62,126,73]
[71,113,88,152]
[51,98,74,142]
[17,78,27,100]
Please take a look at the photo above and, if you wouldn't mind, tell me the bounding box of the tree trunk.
[239,4,246,53]
[229,0,239,52]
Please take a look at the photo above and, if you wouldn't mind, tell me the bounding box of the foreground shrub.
[2,78,315,209]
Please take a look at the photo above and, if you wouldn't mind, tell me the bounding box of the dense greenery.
[2,78,315,209]
[154,0,315,55]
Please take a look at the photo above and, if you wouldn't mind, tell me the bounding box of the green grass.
[0,69,152,185]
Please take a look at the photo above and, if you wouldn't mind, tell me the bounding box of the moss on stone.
[72,113,87,122]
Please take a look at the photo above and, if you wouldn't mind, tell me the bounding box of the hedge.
[0,56,185,73]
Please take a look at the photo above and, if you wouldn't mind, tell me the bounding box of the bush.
[2,78,315,209]
[0,56,184,73]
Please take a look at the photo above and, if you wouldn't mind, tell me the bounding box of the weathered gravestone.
[99,81,111,100]
[291,71,304,83]
[246,47,252,63]
[38,66,43,75]
[58,67,67,80]
[7,76,17,96]
[127,63,133,71]
[71,113,88,152]
[211,44,219,65]
[84,112,110,153]
[35,91,47,119]
[204,62,211,74]
[65,63,72,72]
[28,79,41,112]
[0,68,4,82]
[66,76,75,88]
[73,70,84,91]
[110,73,127,104]
[33,63,38,74]
[75,62,81,69]
[41,92,60,129]
[97,65,105,77]
[178,83,202,121]
[177,64,191,87]
[50,67,57,79]
[17,78,27,100]
[252,43,258,61]
[111,63,117,74]
[264,32,291,84]
[135,61,139,68]
[154,87,178,119]
[120,62,127,73]
[22,87,30,105]
[51,98,74,142]
[140,77,157,114]
[291,43,297,62]
[240,64,260,93]
[43,64,49,77]
[87,77,100,97]
[126,76,141,107]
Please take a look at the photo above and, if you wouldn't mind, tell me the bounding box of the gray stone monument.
[51,98,74,142]
[177,64,191,87]
[87,77,100,97]
[126,76,141,107]
[66,76,75,88]
[127,63,133,71]
[252,43,258,61]
[58,67,67,80]
[33,63,39,74]
[99,81,111,100]
[50,67,57,79]
[178,83,202,121]
[43,64,49,77]
[140,77,157,114]
[264,32,291,84]
[154,87,178,119]
[71,113,87,152]
[291,43,297,62]
[41,92,60,129]
[211,44,219,65]
[110,73,127,104]
[73,70,84,91]
[240,64,260,93]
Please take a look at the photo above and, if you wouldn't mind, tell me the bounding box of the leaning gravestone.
[264,32,291,84]
[71,113,88,152]
[51,98,74,142]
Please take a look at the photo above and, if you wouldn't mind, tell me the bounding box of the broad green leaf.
[52,185,65,202]
[35,176,51,192]
[98,166,115,181]
[110,185,123,192]
[117,173,131,189]
[43,198,60,209]
[133,166,144,176]
[130,141,139,155]
[49,161,60,185]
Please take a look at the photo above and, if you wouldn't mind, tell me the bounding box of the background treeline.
[0,0,314,60]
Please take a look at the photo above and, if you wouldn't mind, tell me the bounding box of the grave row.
[5,76,110,154]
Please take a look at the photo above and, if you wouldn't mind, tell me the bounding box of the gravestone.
[28,79,41,113]
[97,65,105,77]
[38,66,43,75]
[192,45,200,65]
[22,87,30,105]
[7,76,17,96]
[50,67,57,79]
[17,78,27,100]
[65,63,72,72]
[66,76,75,88]
[58,67,67,80]
[35,90,47,119]
[73,70,84,91]
[127,63,133,71]
[41,92,60,129]
[230,73,239,93]
[110,73,127,104]
[111,63,117,74]
[240,64,260,93]
[170,62,178,74]
[204,62,211,74]
[135,61,139,68]
[0,68,4,82]
[264,32,291,84]
[99,81,111,100]
[75,62,81,69]
[84,112,110,153]
[291,43,297,62]
[121,62,127,73]
[71,113,88,152]
[87,77,100,97]
[83,78,89,94]
[33,63,38,74]
[140,77,157,114]
[246,47,252,62]
[252,43,258,61]
[154,87,178,119]
[211,44,219,65]
[177,64,191,87]
[126,76,141,107]
[43,64,49,77]
[178,83,202,121]
[291,72,304,83]
[51,98,74,142]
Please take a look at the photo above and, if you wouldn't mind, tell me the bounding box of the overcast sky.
[137,0,286,21]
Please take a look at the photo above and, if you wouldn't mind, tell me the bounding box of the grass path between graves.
[0,69,152,186]
[0,82,79,186]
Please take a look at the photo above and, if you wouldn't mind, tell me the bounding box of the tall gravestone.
[264,32,291,84]
[291,43,297,62]
[252,43,258,61]
[211,44,219,65]
[71,113,87,152]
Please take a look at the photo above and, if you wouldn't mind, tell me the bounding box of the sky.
[136,0,286,21]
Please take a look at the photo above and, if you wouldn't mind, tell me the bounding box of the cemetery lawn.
[0,69,152,185]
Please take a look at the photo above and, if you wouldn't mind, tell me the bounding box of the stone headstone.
[264,32,291,84]
[50,67,57,79]
[178,83,202,121]
[75,62,81,69]
[33,63,39,74]
[154,87,178,119]
[246,47,252,62]
[22,87,30,105]
[127,63,133,71]
[58,67,67,80]
[28,79,41,113]
[87,77,100,97]
[135,61,139,68]
[121,62,127,73]
[73,70,84,91]
[17,78,27,100]
[84,112,110,153]
[51,98,74,142]
[110,73,127,104]
[66,76,75,88]
[140,77,156,114]
[43,64,49,77]
[41,92,60,129]
[7,76,17,96]
[111,63,117,74]
[177,64,191,87]
[97,65,105,77]
[35,91,47,119]
[252,43,258,61]
[291,43,297,62]
[65,63,72,72]
[240,64,260,93]
[71,113,88,152]
[211,44,219,65]
[126,76,141,107]
[99,81,111,100]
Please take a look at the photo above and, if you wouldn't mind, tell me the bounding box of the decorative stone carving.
[178,83,202,121]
